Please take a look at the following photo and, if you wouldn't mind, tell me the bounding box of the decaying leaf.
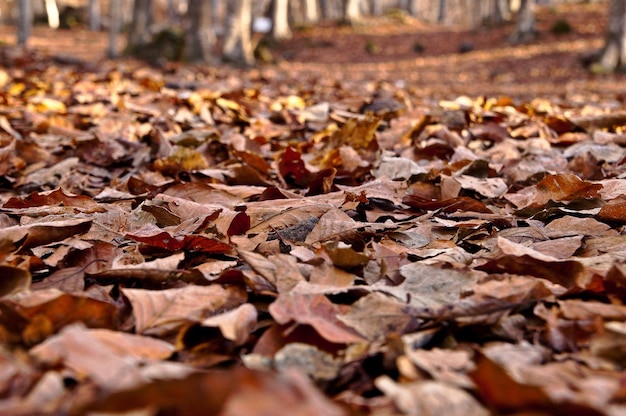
[2,27,626,415]
[123,285,247,336]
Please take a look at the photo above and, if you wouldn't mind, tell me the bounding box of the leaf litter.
[1,46,626,416]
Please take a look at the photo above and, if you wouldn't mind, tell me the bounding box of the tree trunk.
[127,0,153,51]
[109,0,122,57]
[437,0,446,24]
[509,0,536,43]
[594,0,626,72]
[302,0,319,23]
[89,0,101,30]
[370,0,383,16]
[320,0,342,20]
[17,0,32,46]
[44,0,59,29]
[344,0,361,23]
[406,0,420,16]
[184,0,215,62]
[222,0,254,65]
[271,0,291,40]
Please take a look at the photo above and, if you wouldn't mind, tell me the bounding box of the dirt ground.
[0,2,623,104]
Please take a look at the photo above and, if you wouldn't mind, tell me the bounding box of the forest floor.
[0,2,622,103]
[2,2,626,415]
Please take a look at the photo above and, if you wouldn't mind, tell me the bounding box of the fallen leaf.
[122,285,247,336]
[269,292,365,344]
[376,377,488,416]
[200,303,257,345]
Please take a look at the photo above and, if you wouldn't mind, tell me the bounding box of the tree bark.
[320,0,342,20]
[44,0,59,29]
[302,0,319,23]
[17,0,32,46]
[509,0,536,43]
[127,0,153,51]
[184,0,215,62]
[594,0,626,72]
[370,0,383,16]
[109,0,122,57]
[222,0,254,65]
[271,0,291,40]
[344,0,361,23]
[437,0,446,24]
[89,0,101,31]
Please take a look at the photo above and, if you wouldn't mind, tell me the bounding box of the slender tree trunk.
[407,0,420,16]
[320,0,341,20]
[89,0,101,30]
[184,0,215,62]
[370,0,383,15]
[17,0,32,46]
[222,0,254,65]
[344,0,361,23]
[303,0,319,22]
[109,0,122,58]
[437,0,446,24]
[44,0,59,29]
[509,0,536,43]
[127,0,153,50]
[594,0,626,72]
[271,0,291,40]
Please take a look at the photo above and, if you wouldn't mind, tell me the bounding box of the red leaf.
[227,211,251,237]
[403,194,492,214]
[278,146,312,188]
[305,168,336,196]
[126,226,231,254]
[3,188,102,210]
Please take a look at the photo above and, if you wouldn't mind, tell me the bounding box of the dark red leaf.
[3,188,102,210]
[126,228,231,254]
[278,146,312,188]
[227,211,251,237]
[403,194,492,214]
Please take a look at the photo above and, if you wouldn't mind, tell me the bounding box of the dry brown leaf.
[81,367,346,416]
[337,292,411,340]
[200,303,257,345]
[0,265,31,296]
[122,285,247,336]
[1,289,120,344]
[30,324,174,391]
[269,293,365,344]
[376,377,489,416]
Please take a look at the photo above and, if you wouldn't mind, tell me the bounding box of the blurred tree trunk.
[271,0,291,40]
[437,0,446,23]
[593,0,626,72]
[320,0,342,19]
[509,0,536,42]
[127,0,153,51]
[89,0,101,30]
[17,0,31,46]
[44,0,59,28]
[302,0,319,23]
[370,0,383,15]
[223,0,254,65]
[109,0,122,57]
[344,0,361,23]
[407,0,420,16]
[184,0,215,62]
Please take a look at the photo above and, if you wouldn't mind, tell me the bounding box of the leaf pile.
[1,51,626,415]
